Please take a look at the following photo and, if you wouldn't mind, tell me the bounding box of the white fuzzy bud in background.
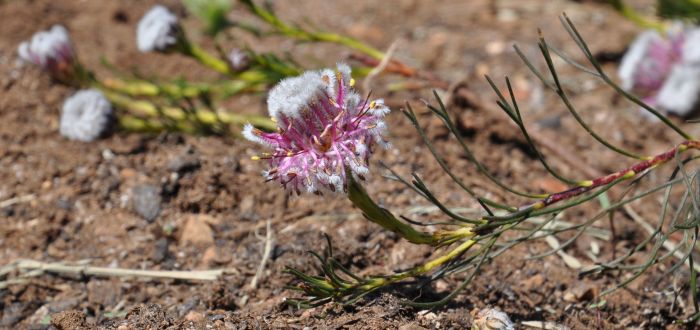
[60,89,113,142]
[227,48,250,72]
[137,5,181,52]
[18,25,75,76]
[471,308,515,330]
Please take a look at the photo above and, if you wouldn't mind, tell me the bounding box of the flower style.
[18,25,77,81]
[244,63,391,194]
[618,24,700,116]
[60,89,113,142]
[137,5,181,53]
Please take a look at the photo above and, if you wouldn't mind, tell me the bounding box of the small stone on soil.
[132,185,161,222]
[152,237,170,263]
[180,214,215,246]
[167,154,200,174]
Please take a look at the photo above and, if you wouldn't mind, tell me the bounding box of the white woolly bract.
[618,30,659,91]
[368,99,390,117]
[60,89,113,142]
[656,65,700,116]
[319,68,338,99]
[344,91,362,115]
[18,25,72,67]
[242,123,275,147]
[267,70,325,121]
[137,5,180,52]
[327,174,343,192]
[336,62,352,86]
[347,159,369,176]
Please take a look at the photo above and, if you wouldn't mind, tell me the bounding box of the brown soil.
[1,0,697,329]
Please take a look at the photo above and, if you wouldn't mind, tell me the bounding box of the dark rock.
[152,237,170,263]
[132,185,161,222]
[167,154,200,174]
[1,207,14,218]
[177,297,200,318]
[56,198,72,211]
[535,115,562,130]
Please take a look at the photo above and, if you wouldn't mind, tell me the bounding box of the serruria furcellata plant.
[259,15,700,323]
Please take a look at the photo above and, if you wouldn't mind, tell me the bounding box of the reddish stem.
[478,140,699,233]
[535,140,700,210]
[348,53,450,89]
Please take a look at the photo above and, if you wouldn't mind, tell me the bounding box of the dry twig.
[250,219,275,289]
[0,259,230,289]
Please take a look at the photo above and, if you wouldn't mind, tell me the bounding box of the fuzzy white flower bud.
[137,5,181,53]
[60,89,113,142]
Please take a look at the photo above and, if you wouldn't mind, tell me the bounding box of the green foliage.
[657,0,700,22]
[182,0,232,35]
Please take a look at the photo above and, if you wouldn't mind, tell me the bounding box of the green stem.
[347,173,439,245]
[360,239,477,291]
[99,76,264,99]
[609,0,666,32]
[184,43,231,74]
[240,0,385,60]
[118,115,171,133]
[102,90,276,131]
[101,78,205,98]
[310,32,385,60]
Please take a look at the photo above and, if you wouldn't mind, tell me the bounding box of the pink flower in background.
[244,63,391,195]
[619,25,700,116]
[18,25,76,79]
[227,48,250,72]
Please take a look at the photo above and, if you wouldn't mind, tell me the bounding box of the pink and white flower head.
[137,5,181,53]
[244,63,391,195]
[18,25,76,80]
[618,24,700,116]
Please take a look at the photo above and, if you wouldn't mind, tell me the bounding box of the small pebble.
[132,185,161,222]
[152,237,170,263]
[167,154,200,173]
